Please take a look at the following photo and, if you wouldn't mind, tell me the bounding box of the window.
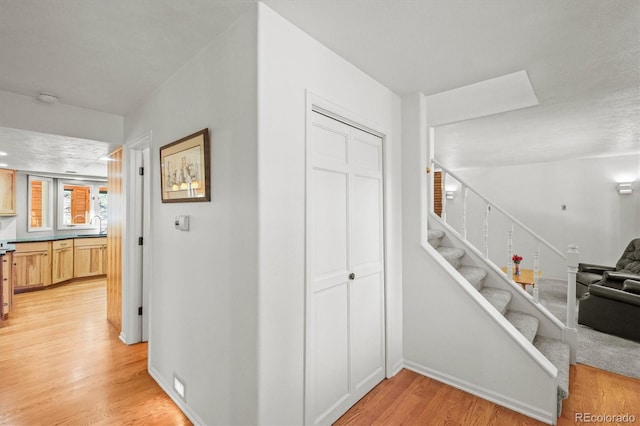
[57,180,108,231]
[27,175,54,232]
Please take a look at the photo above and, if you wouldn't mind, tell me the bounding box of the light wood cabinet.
[1,252,14,319]
[74,237,107,278]
[0,169,17,216]
[52,240,74,284]
[13,242,52,290]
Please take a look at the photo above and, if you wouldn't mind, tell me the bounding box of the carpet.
[534,278,640,379]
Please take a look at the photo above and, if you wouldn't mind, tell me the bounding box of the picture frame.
[160,128,211,203]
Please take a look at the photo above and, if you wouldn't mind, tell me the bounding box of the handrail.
[432,159,566,260]
[431,158,578,362]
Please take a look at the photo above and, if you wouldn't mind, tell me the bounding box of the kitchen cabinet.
[74,237,107,278]
[13,242,52,290]
[0,169,17,216]
[52,240,74,284]
[1,252,14,319]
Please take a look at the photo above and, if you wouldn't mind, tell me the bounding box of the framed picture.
[160,128,211,203]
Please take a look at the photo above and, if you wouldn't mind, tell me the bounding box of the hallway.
[0,279,190,425]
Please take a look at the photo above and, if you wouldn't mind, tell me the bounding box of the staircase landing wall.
[402,243,558,424]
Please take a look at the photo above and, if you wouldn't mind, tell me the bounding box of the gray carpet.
[534,278,640,379]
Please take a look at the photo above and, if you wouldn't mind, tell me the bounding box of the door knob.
[349,273,355,280]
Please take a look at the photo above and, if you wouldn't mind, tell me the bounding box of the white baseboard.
[389,359,404,377]
[403,360,555,425]
[118,332,127,344]
[148,366,206,426]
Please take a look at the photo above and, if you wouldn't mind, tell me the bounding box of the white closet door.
[306,111,385,425]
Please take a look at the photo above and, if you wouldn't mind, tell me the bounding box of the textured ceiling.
[0,0,638,172]
[265,0,640,169]
[0,127,120,177]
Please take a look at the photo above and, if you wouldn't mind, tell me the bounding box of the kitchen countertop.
[0,243,16,255]
[6,234,107,244]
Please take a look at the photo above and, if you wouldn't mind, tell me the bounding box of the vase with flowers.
[512,254,523,276]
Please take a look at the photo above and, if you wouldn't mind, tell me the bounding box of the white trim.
[149,366,207,426]
[403,360,556,425]
[121,131,152,344]
[389,359,404,378]
[119,332,127,344]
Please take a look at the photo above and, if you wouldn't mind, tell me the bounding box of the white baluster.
[566,244,579,364]
[483,203,490,258]
[507,222,513,276]
[462,186,468,241]
[533,242,541,302]
[441,172,447,222]
[566,245,579,329]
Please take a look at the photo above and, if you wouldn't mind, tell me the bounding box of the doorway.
[122,133,151,343]
[305,110,386,425]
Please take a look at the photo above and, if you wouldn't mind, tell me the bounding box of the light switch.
[175,215,190,231]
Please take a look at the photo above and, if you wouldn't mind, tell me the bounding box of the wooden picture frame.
[160,128,211,203]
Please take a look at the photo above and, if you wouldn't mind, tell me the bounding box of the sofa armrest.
[602,270,640,282]
[588,284,640,307]
[578,263,616,273]
[622,279,640,295]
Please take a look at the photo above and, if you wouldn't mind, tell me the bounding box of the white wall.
[443,154,640,278]
[0,89,123,144]
[124,7,258,425]
[257,4,403,424]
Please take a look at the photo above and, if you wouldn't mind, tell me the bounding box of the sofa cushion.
[616,238,640,274]
[622,279,640,295]
[576,271,604,285]
[589,284,640,307]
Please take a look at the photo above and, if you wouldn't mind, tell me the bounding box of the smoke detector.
[37,92,58,104]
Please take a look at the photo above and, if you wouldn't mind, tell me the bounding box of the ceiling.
[0,0,638,173]
[0,127,118,178]
[264,0,640,169]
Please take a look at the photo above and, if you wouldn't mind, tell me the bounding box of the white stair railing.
[432,159,578,331]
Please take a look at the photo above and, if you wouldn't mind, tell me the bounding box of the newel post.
[566,244,579,364]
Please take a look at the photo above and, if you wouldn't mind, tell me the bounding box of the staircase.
[428,228,570,417]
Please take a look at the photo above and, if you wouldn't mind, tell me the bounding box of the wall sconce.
[616,183,633,195]
[445,190,456,200]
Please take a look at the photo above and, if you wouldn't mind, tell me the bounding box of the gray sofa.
[576,238,640,298]
[578,279,640,342]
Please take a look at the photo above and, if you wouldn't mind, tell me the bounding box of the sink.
[76,234,107,238]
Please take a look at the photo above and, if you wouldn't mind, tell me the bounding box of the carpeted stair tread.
[533,335,570,416]
[505,311,539,343]
[427,229,445,248]
[457,266,488,291]
[436,246,465,269]
[479,287,512,315]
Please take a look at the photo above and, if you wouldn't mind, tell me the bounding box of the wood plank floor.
[0,279,191,426]
[336,366,640,425]
[3,280,639,425]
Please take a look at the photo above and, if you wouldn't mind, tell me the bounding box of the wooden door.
[13,251,50,289]
[74,244,104,278]
[106,148,123,331]
[305,111,386,425]
[52,240,74,284]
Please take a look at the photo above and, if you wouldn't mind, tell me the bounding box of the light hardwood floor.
[3,280,639,425]
[0,279,191,425]
[336,366,640,425]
